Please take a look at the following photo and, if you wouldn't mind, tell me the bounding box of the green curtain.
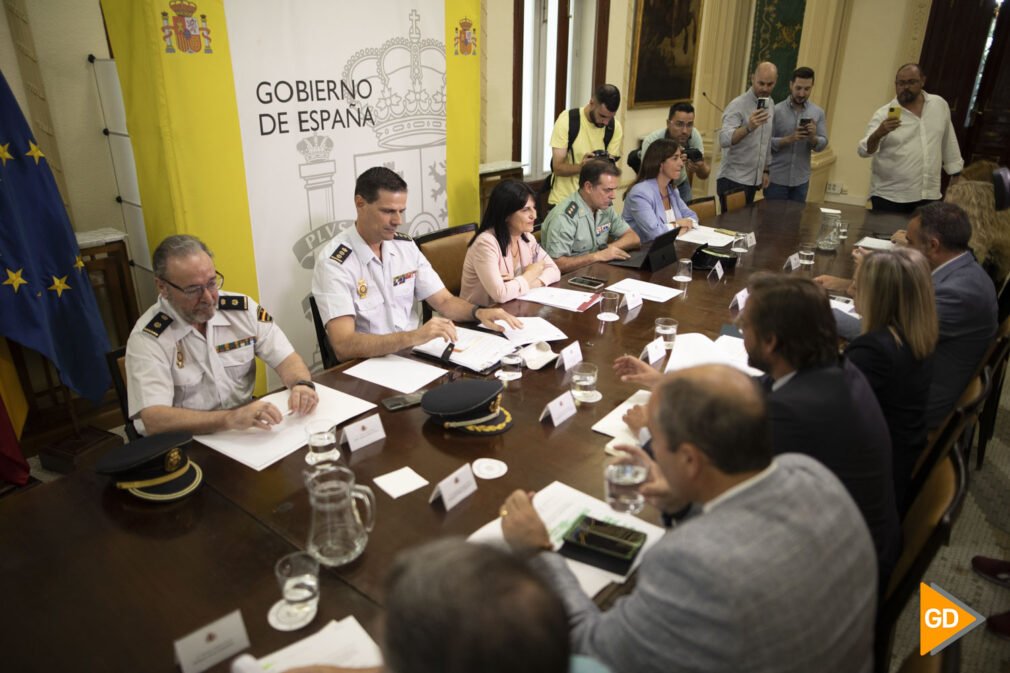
[748,0,807,103]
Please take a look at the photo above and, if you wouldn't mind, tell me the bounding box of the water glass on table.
[731,233,749,254]
[570,362,602,404]
[655,318,678,350]
[798,243,816,266]
[498,352,523,381]
[305,418,340,466]
[605,452,648,514]
[269,551,320,631]
[673,258,693,282]
[598,291,620,322]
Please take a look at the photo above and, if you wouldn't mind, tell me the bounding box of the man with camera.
[717,61,778,212]
[640,102,710,202]
[767,67,828,203]
[546,84,624,207]
[541,160,640,273]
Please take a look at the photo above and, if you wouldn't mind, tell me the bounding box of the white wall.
[0,9,29,112]
[483,0,514,163]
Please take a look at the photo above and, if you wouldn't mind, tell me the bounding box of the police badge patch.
[330,244,352,264]
[143,312,174,337]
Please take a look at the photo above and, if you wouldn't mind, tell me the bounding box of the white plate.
[471,458,508,480]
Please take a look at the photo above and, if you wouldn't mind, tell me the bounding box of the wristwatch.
[470,305,482,322]
[292,379,316,391]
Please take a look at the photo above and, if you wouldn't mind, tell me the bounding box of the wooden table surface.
[5,201,910,669]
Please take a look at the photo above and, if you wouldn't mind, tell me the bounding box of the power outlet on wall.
[825,182,846,195]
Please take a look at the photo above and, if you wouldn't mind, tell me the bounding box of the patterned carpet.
[890,382,1010,672]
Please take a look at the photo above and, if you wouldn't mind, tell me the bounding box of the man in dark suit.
[825,202,997,427]
[739,274,901,591]
[906,202,997,427]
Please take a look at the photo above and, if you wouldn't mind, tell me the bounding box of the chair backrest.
[105,347,139,441]
[415,223,478,296]
[532,222,542,243]
[687,196,717,223]
[725,189,747,212]
[876,449,966,671]
[309,295,339,370]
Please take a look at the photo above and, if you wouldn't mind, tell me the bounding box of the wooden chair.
[105,347,139,441]
[875,449,967,672]
[309,295,339,370]
[894,639,960,673]
[415,223,478,321]
[687,196,717,223]
[972,315,1010,469]
[907,367,990,507]
[725,189,747,213]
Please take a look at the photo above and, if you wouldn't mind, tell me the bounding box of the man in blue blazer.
[827,202,996,427]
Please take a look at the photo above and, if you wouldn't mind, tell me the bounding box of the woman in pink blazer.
[460,180,561,305]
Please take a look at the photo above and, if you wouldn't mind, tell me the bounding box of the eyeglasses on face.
[161,271,224,298]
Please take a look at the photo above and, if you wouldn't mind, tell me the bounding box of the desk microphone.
[701,91,724,113]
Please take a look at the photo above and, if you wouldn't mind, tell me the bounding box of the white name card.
[640,337,666,365]
[729,288,749,311]
[340,413,385,452]
[783,253,801,271]
[174,610,250,673]
[555,341,583,370]
[539,391,577,426]
[708,260,724,281]
[746,232,757,247]
[621,292,643,311]
[428,463,478,511]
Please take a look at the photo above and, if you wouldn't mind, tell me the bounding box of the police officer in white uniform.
[127,235,318,436]
[312,167,521,362]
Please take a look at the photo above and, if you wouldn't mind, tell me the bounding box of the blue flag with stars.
[0,71,110,403]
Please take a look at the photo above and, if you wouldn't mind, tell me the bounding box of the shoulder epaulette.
[218,295,248,311]
[142,312,173,338]
[257,306,273,323]
[330,244,352,264]
[393,232,412,241]
[564,201,579,219]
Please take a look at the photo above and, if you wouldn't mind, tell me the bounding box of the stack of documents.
[678,225,736,247]
[195,384,376,471]
[854,237,894,251]
[606,278,683,303]
[230,617,381,672]
[413,326,515,373]
[495,316,567,346]
[663,333,762,377]
[468,481,665,597]
[519,286,602,312]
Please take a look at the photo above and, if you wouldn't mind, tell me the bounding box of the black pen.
[440,341,455,361]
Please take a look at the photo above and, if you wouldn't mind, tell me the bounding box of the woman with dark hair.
[460,180,560,305]
[622,139,698,243]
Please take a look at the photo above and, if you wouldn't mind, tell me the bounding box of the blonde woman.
[944,179,1010,287]
[846,247,937,512]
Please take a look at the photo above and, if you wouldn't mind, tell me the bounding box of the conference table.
[3,201,908,671]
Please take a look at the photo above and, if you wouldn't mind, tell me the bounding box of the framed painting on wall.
[628,0,704,108]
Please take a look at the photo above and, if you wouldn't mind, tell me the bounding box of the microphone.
[701,91,724,113]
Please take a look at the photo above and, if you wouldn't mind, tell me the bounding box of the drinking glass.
[570,362,601,403]
[731,233,749,254]
[598,291,620,322]
[673,258,693,282]
[798,243,816,266]
[269,552,320,631]
[305,418,340,466]
[604,453,648,514]
[655,318,678,350]
[837,219,849,240]
[498,352,523,381]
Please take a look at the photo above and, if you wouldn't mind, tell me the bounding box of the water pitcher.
[305,465,375,567]
[816,212,841,251]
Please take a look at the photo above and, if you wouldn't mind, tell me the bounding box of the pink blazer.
[460,231,561,305]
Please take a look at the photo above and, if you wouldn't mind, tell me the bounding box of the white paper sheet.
[413,326,515,372]
[195,384,376,471]
[495,316,568,345]
[591,390,652,448]
[662,333,762,377]
[854,236,894,251]
[468,481,665,597]
[373,467,430,499]
[519,286,602,312]
[829,298,860,316]
[344,354,447,393]
[230,617,382,672]
[677,225,736,247]
[606,278,684,303]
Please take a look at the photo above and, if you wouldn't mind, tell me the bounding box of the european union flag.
[0,71,111,403]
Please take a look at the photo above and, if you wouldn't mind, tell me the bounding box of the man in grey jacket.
[501,364,876,673]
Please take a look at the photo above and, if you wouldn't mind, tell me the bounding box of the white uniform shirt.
[858,92,964,202]
[311,225,445,334]
[125,293,295,423]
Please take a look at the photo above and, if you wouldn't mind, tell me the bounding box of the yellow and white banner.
[103,0,479,377]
